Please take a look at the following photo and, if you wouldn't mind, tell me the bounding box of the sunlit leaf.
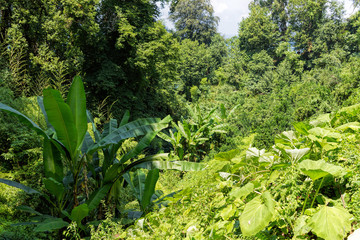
[298,160,346,181]
[239,191,275,236]
[308,205,352,240]
[229,182,254,200]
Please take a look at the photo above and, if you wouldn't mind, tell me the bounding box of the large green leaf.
[86,117,169,155]
[119,110,130,127]
[85,184,111,211]
[102,118,118,138]
[132,159,205,172]
[0,102,47,138]
[17,205,43,216]
[275,131,298,147]
[67,76,87,150]
[246,147,265,159]
[86,110,101,142]
[123,170,146,203]
[239,191,275,237]
[37,96,55,131]
[0,178,40,195]
[308,205,352,240]
[228,182,254,200]
[285,148,310,164]
[43,178,64,202]
[308,127,342,140]
[34,218,69,232]
[141,169,159,210]
[298,160,346,181]
[81,131,95,154]
[70,204,89,225]
[43,138,64,182]
[120,116,171,164]
[43,89,78,157]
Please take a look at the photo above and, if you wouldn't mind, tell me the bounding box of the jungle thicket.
[1,0,360,239]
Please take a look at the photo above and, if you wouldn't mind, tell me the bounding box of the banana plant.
[0,76,173,232]
[158,104,227,162]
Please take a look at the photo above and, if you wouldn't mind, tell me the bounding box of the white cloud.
[212,0,229,14]
[160,0,357,38]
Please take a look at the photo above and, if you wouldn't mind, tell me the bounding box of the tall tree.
[169,0,219,45]
[238,3,281,57]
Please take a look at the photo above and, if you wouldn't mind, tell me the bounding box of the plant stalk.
[310,177,324,209]
[301,181,313,215]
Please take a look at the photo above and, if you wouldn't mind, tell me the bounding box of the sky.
[159,0,357,38]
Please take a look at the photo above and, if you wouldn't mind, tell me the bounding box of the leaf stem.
[301,181,313,215]
[310,177,324,209]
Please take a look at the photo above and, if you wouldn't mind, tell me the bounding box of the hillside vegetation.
[1,0,360,239]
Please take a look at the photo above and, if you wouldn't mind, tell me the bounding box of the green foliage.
[238,3,281,56]
[118,103,360,239]
[169,0,219,45]
[158,104,226,162]
[0,76,205,237]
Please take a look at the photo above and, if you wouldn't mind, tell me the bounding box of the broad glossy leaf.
[176,121,188,139]
[43,89,78,157]
[81,131,95,154]
[124,169,146,203]
[157,131,174,144]
[37,96,55,131]
[0,178,40,194]
[86,184,111,211]
[70,204,89,225]
[239,191,275,236]
[119,110,130,127]
[34,218,69,232]
[43,138,64,182]
[308,127,342,139]
[102,118,118,138]
[141,169,159,210]
[67,76,87,149]
[298,160,346,181]
[17,205,42,216]
[43,177,64,202]
[0,102,47,138]
[246,147,265,159]
[87,117,170,155]
[275,130,298,147]
[229,182,254,200]
[120,116,171,164]
[86,110,101,142]
[132,159,205,171]
[285,148,310,163]
[308,205,352,240]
